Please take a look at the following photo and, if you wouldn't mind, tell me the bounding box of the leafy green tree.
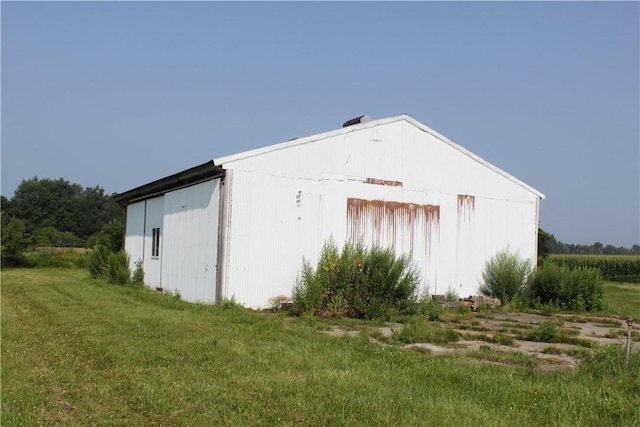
[7,177,123,244]
[90,219,124,252]
[10,177,82,235]
[1,212,27,266]
[592,242,603,255]
[29,227,83,249]
[1,195,11,214]
[75,186,123,241]
[537,227,551,263]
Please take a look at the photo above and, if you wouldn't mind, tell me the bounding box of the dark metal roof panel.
[113,161,225,205]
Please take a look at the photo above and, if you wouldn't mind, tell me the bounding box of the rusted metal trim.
[364,178,403,187]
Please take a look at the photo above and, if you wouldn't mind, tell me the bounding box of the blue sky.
[2,2,638,247]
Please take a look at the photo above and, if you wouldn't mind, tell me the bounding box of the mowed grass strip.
[2,269,638,426]
[603,281,640,320]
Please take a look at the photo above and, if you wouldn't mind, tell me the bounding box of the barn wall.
[160,179,221,303]
[219,118,541,307]
[124,200,146,272]
[143,196,165,287]
[221,169,326,308]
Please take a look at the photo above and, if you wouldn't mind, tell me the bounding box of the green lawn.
[2,269,639,426]
[603,281,640,320]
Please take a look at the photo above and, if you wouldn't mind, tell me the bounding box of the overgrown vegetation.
[3,269,639,426]
[87,245,136,286]
[577,344,640,382]
[479,249,532,303]
[293,239,420,320]
[524,320,562,343]
[23,248,88,269]
[481,249,607,313]
[392,318,460,344]
[527,262,606,312]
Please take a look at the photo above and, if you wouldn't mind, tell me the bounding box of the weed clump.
[525,320,560,343]
[292,239,419,320]
[393,318,460,344]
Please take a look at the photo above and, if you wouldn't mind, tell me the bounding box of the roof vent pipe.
[342,115,372,128]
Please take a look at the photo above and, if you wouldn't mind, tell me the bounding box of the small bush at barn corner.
[87,245,134,286]
[479,249,532,303]
[292,238,420,320]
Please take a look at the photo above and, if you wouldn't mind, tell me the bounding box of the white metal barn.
[115,115,544,308]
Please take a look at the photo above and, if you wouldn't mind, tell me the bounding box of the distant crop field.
[2,269,639,426]
[548,254,640,283]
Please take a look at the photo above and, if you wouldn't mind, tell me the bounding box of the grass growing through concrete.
[2,269,639,426]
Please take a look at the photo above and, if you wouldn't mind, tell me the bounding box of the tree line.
[542,230,640,256]
[2,176,638,266]
[1,177,124,266]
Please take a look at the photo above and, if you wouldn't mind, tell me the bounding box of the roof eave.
[113,161,225,206]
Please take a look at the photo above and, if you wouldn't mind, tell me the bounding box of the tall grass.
[392,318,460,344]
[23,249,88,269]
[2,269,639,426]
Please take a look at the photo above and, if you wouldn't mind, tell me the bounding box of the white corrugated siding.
[143,196,165,287]
[124,201,146,272]
[221,169,326,307]
[218,117,541,307]
[160,179,220,303]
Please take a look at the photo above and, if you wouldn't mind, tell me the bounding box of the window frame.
[151,227,161,258]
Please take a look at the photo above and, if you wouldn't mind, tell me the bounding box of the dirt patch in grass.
[322,311,640,370]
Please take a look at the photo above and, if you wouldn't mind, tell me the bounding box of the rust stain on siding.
[347,198,440,256]
[457,194,475,221]
[364,178,403,188]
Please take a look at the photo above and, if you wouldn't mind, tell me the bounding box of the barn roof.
[115,114,544,205]
[215,114,545,199]
[113,161,225,205]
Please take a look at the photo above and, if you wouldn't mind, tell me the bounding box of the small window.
[152,227,161,257]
